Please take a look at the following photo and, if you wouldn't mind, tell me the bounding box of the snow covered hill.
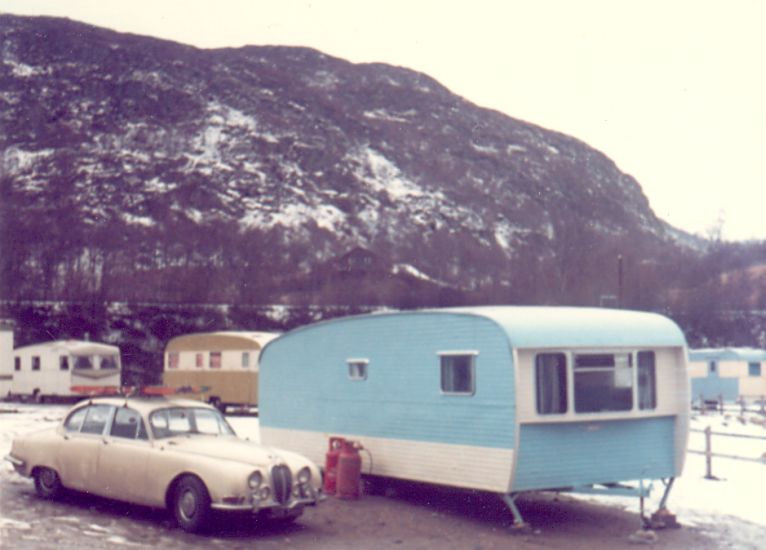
[1,14,696,306]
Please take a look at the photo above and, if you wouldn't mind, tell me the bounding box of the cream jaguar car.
[5,397,323,532]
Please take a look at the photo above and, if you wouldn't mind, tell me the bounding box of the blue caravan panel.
[260,311,517,450]
[691,377,739,402]
[512,416,676,491]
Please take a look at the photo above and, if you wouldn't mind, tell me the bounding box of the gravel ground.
[1,473,719,549]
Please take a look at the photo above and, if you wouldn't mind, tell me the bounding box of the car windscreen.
[148,407,235,439]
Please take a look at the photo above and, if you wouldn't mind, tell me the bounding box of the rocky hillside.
[1,14,694,307]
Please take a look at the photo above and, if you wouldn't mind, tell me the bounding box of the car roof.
[72,396,216,415]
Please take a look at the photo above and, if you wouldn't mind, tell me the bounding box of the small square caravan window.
[439,352,476,395]
[347,359,368,380]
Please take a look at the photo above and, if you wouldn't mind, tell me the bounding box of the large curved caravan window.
[439,352,477,395]
[574,353,632,413]
[536,353,567,414]
[638,351,657,410]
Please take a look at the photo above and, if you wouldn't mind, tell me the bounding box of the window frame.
[346,358,369,381]
[534,349,662,417]
[573,352,634,413]
[438,351,478,396]
[535,352,568,415]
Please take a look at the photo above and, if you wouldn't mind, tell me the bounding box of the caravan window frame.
[533,349,661,417]
[438,351,478,396]
[347,358,369,381]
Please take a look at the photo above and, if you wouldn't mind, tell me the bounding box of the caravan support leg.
[650,478,680,529]
[500,493,529,531]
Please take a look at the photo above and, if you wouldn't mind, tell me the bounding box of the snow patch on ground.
[575,408,766,549]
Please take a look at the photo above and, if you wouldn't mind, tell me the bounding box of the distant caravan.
[10,340,122,402]
[163,331,279,412]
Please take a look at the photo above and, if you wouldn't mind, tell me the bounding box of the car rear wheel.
[172,476,211,533]
[34,467,62,499]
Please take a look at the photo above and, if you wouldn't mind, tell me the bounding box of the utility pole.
[617,254,624,308]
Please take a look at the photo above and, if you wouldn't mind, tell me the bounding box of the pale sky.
[2,0,764,241]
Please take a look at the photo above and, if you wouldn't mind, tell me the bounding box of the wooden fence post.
[704,426,715,480]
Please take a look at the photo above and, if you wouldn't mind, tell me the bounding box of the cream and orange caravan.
[163,331,279,411]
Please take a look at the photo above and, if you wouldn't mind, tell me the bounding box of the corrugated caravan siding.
[260,312,516,450]
[512,416,676,491]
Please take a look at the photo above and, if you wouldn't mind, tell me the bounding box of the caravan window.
[210,352,222,369]
[242,352,250,368]
[168,352,179,369]
[195,353,203,368]
[439,352,477,395]
[347,359,368,380]
[59,356,69,370]
[574,353,633,413]
[14,357,20,371]
[74,355,94,369]
[32,356,41,371]
[536,353,567,414]
[749,362,762,377]
[638,351,657,409]
[101,355,118,369]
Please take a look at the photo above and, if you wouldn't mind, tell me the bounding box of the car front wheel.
[34,467,62,499]
[172,476,211,533]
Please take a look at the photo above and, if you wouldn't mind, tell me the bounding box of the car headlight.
[248,471,263,489]
[297,466,311,484]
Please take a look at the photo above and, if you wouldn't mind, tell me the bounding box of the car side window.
[64,407,88,432]
[110,407,148,440]
[80,405,113,435]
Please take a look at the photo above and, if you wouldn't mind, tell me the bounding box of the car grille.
[272,465,292,504]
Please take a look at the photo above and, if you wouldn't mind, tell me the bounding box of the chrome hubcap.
[41,470,55,488]
[179,490,197,520]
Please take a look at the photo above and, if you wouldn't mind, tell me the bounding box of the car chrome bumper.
[4,454,25,473]
[211,493,325,512]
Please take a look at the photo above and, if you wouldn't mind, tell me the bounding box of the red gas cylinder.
[336,439,363,499]
[324,437,345,494]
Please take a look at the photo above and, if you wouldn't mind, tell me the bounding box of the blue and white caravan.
[259,307,690,526]
[688,347,766,404]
